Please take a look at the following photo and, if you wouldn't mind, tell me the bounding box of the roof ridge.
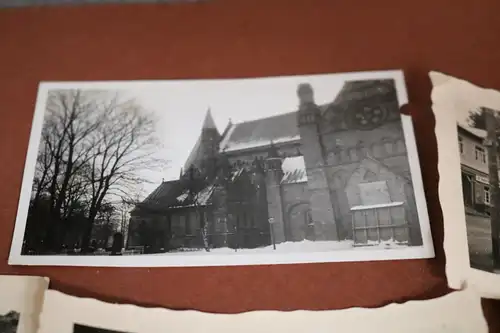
[231,110,298,126]
[228,101,333,127]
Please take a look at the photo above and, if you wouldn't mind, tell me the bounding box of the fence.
[350,201,410,246]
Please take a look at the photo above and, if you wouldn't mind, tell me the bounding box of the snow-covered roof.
[219,111,301,153]
[195,185,215,205]
[458,123,487,139]
[217,80,387,154]
[281,155,308,184]
[137,179,215,211]
[350,201,404,211]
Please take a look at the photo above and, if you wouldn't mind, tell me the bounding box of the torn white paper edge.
[0,275,49,333]
[38,288,487,333]
[431,70,500,299]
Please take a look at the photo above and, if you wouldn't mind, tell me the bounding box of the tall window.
[458,136,464,154]
[484,186,491,205]
[475,146,486,163]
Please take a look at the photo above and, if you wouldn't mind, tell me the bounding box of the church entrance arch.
[286,202,315,242]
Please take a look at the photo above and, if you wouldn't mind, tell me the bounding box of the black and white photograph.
[37,288,487,333]
[0,312,20,333]
[457,105,500,273]
[431,71,500,298]
[432,71,500,278]
[0,275,49,333]
[9,70,433,267]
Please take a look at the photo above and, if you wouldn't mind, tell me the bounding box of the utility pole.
[484,107,500,270]
[269,217,276,250]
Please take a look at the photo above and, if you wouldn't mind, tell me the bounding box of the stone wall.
[226,143,300,168]
[281,182,311,241]
[318,120,419,241]
[297,103,337,241]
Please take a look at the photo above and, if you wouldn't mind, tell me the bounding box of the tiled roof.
[142,180,180,206]
[137,179,215,211]
[219,111,301,153]
[183,134,202,171]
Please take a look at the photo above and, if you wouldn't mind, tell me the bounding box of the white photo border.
[0,275,49,333]
[431,70,500,298]
[38,289,487,333]
[8,69,434,267]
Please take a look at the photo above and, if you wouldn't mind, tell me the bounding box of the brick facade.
[128,79,422,252]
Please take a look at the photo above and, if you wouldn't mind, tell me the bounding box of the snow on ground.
[150,239,409,256]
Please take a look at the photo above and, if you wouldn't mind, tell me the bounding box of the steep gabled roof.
[183,134,203,171]
[183,109,221,171]
[457,123,487,141]
[219,111,301,153]
[216,79,392,154]
[134,179,215,213]
[142,179,180,205]
[202,108,217,129]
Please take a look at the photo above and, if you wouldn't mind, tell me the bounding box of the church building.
[126,79,423,253]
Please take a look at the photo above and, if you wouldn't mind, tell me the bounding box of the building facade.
[458,124,500,215]
[127,79,423,253]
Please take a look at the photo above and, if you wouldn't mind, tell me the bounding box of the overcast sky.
[64,71,401,199]
[117,73,350,198]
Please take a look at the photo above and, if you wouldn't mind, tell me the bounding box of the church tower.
[199,108,221,180]
[183,108,221,180]
[296,83,338,241]
[200,108,220,160]
[264,143,286,244]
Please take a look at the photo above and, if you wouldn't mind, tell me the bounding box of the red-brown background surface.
[0,0,499,331]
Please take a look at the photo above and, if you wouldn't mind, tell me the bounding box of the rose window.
[349,106,388,130]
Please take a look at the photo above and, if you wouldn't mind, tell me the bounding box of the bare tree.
[120,195,142,249]
[33,90,103,251]
[27,89,166,253]
[80,97,164,251]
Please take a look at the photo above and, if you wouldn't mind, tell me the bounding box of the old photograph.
[456,105,500,273]
[9,70,433,267]
[38,289,487,333]
[0,275,49,333]
[0,311,20,333]
[431,71,500,298]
